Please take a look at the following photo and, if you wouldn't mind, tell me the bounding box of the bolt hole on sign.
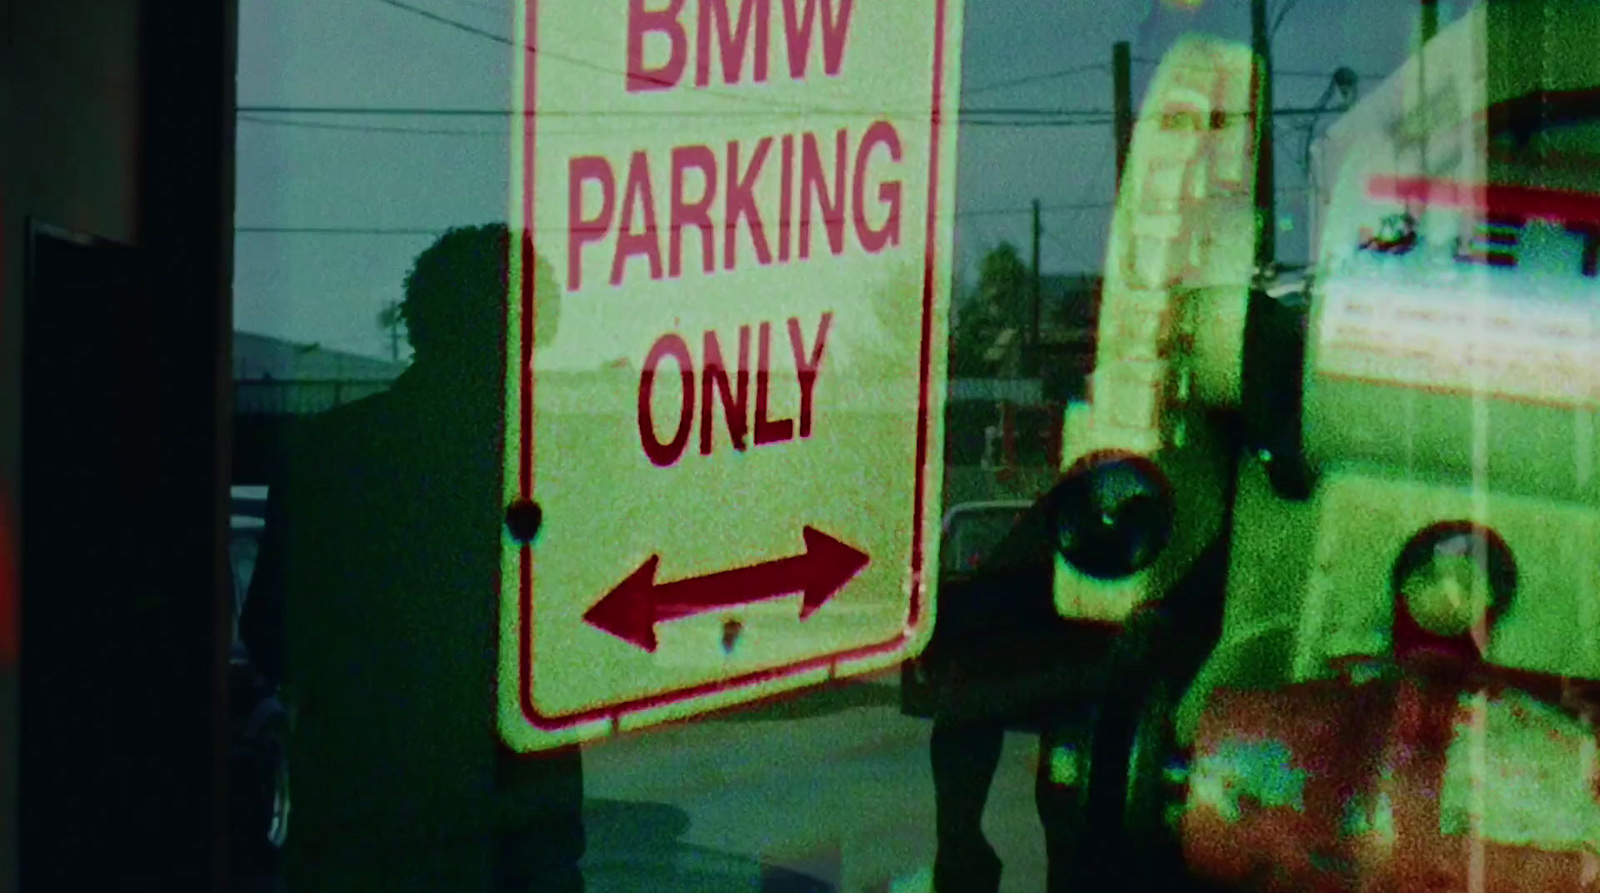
[502,0,964,751]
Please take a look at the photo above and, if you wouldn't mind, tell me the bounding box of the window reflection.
[225,2,1573,892]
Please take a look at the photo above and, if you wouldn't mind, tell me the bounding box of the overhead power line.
[237,104,1116,119]
[372,0,816,109]
[370,0,877,114]
[1130,55,1387,82]
[233,206,1095,236]
[234,188,1314,236]
[235,99,1354,132]
[368,0,1127,122]
[236,226,444,235]
[233,205,1097,235]
[1271,0,1308,37]
[965,63,1110,95]
[238,114,500,137]
[236,112,1119,135]
[432,0,503,10]
[961,118,1115,128]
[370,0,515,47]
[367,0,1387,126]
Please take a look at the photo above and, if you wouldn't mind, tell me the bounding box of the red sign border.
[513,0,951,731]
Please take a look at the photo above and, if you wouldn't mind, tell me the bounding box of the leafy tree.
[948,242,1030,378]
[975,241,1030,329]
[948,310,999,378]
[376,301,405,361]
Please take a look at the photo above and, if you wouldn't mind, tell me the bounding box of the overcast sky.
[233,0,1462,359]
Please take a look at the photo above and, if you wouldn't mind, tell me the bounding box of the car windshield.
[943,507,1028,575]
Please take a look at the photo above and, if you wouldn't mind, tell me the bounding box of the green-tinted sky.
[233,0,1462,359]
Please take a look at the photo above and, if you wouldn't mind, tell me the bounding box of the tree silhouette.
[976,242,1030,329]
[949,242,1031,378]
[376,301,404,361]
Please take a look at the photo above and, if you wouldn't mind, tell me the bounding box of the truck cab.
[1059,4,1600,889]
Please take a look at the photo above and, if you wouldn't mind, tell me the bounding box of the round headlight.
[1048,453,1176,581]
[1392,522,1515,643]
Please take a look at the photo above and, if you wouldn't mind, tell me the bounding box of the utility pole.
[1418,0,1438,173]
[1252,0,1276,274]
[1113,41,1133,192]
[1030,198,1042,376]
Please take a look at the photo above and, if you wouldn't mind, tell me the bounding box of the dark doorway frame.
[133,1,240,888]
[15,2,239,890]
[19,219,160,891]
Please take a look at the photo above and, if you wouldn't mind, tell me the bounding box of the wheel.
[1078,602,1215,892]
[262,713,289,850]
[1118,674,1192,891]
[230,697,290,877]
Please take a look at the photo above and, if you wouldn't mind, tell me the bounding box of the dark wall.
[234,414,293,487]
[4,1,238,890]
[130,2,239,889]
[1,4,144,893]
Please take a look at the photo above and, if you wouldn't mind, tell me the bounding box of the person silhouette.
[240,224,583,892]
[920,494,1107,893]
[921,478,1229,893]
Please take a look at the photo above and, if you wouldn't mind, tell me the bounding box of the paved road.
[581,670,1052,893]
[227,671,1057,892]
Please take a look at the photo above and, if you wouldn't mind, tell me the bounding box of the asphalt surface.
[580,670,1051,893]
[227,671,1055,893]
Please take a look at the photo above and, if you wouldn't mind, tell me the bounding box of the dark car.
[900,500,1031,719]
[227,486,289,888]
[938,501,1035,580]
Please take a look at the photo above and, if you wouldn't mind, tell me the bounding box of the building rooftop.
[234,331,409,382]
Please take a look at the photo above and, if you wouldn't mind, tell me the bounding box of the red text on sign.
[637,311,833,467]
[567,124,902,291]
[1366,176,1600,277]
[627,0,856,91]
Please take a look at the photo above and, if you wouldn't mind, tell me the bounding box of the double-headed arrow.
[583,527,870,652]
